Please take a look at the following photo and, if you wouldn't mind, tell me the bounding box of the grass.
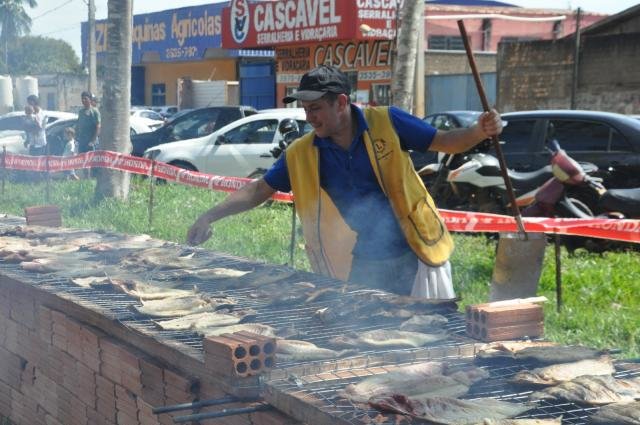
[1,178,638,358]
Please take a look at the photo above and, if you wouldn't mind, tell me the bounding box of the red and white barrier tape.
[2,151,638,242]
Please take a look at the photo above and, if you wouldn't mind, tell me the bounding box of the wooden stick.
[457,20,526,236]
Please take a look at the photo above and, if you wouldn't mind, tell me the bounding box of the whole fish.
[511,357,615,386]
[329,329,448,349]
[110,279,198,300]
[589,400,640,424]
[344,366,488,404]
[478,419,562,425]
[133,295,235,317]
[529,375,640,405]
[368,395,532,425]
[276,340,355,362]
[154,310,255,331]
[199,323,276,337]
[399,314,449,332]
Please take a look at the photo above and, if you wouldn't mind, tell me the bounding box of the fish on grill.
[153,309,255,331]
[399,314,449,332]
[476,342,605,366]
[109,278,198,300]
[511,357,615,386]
[234,267,297,287]
[478,419,562,424]
[122,247,212,270]
[133,294,235,317]
[589,400,640,424]
[329,329,448,349]
[198,323,276,337]
[276,339,355,362]
[341,364,489,404]
[368,395,532,425]
[529,375,640,405]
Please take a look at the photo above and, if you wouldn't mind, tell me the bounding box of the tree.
[0,0,37,67]
[94,0,132,202]
[391,0,423,112]
[7,36,82,74]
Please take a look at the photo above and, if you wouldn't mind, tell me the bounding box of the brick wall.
[0,277,299,425]
[496,33,640,114]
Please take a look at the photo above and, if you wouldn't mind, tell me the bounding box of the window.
[552,120,629,152]
[223,119,279,144]
[498,119,536,153]
[170,109,221,140]
[482,19,492,51]
[500,36,539,44]
[151,84,166,106]
[428,35,464,50]
[371,84,391,106]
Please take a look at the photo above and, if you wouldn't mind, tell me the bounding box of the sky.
[28,0,640,61]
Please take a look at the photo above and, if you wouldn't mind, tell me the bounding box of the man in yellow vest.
[187,65,502,297]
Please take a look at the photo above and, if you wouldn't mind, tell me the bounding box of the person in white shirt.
[25,95,48,155]
[62,127,79,180]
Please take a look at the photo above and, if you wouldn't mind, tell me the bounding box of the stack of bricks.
[204,331,277,378]
[466,302,544,342]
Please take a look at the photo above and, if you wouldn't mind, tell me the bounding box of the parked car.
[130,106,258,157]
[143,109,311,178]
[131,109,164,125]
[0,111,78,154]
[410,110,482,171]
[151,105,179,119]
[496,110,640,189]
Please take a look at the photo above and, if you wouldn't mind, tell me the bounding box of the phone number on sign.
[165,46,198,59]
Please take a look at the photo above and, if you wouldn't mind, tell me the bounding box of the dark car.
[497,110,640,189]
[130,105,258,157]
[410,110,482,170]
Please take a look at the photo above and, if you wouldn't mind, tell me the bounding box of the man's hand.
[187,216,213,246]
[478,109,503,139]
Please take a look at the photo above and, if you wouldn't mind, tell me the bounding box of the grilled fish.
[154,310,254,331]
[589,400,640,424]
[133,295,234,317]
[199,323,276,337]
[343,365,489,404]
[511,357,615,386]
[109,279,197,300]
[399,314,449,332]
[529,375,640,405]
[237,267,297,286]
[368,395,532,425]
[329,329,448,349]
[276,339,355,362]
[478,419,562,424]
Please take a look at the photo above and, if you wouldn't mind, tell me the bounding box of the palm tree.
[94,0,132,201]
[391,0,423,112]
[0,0,38,67]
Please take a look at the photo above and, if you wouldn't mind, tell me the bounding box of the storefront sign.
[82,3,272,64]
[223,0,358,48]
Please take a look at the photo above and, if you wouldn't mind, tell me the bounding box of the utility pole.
[570,7,581,109]
[88,0,97,94]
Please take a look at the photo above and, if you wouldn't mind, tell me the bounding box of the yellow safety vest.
[286,106,453,281]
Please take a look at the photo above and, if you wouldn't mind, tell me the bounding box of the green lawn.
[1,178,638,358]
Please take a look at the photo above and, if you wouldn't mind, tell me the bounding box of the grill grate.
[0,218,471,370]
[265,358,640,425]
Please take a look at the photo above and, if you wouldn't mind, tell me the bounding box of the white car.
[144,109,311,178]
[130,109,164,130]
[0,111,77,154]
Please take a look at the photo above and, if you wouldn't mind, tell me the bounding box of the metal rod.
[148,159,156,227]
[555,234,563,311]
[45,143,50,203]
[2,146,5,195]
[457,20,526,236]
[153,396,257,415]
[570,8,582,109]
[173,404,273,423]
[288,204,297,266]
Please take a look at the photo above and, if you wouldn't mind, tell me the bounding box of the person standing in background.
[62,127,80,180]
[24,95,48,156]
[75,91,101,154]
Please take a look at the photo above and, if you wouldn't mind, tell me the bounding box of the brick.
[101,362,122,385]
[116,410,139,425]
[115,384,139,418]
[96,397,117,422]
[10,298,36,330]
[163,368,198,393]
[86,408,116,425]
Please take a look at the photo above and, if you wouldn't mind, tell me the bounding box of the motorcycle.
[420,139,600,216]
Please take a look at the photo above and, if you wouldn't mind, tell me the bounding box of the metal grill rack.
[0,219,472,371]
[265,358,640,425]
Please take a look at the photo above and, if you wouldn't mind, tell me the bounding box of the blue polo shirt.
[264,105,437,259]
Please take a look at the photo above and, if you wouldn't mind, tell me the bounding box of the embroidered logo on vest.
[373,138,393,160]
